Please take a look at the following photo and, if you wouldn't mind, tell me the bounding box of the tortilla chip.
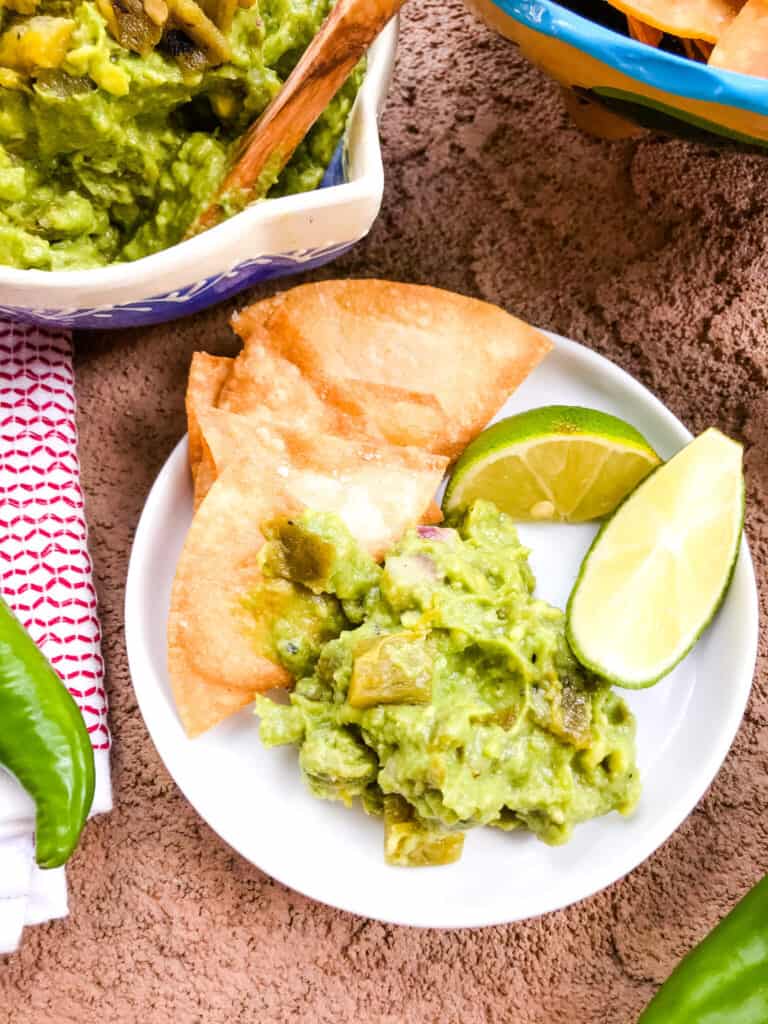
[695,37,716,56]
[186,353,232,500]
[188,353,450,509]
[196,409,291,503]
[193,402,448,521]
[168,432,448,736]
[627,15,664,45]
[170,674,258,739]
[423,501,443,525]
[222,333,449,442]
[608,0,741,42]
[322,379,447,452]
[682,36,715,58]
[193,447,219,510]
[217,341,446,453]
[168,459,294,736]
[196,404,450,519]
[216,339,341,428]
[186,350,292,509]
[710,0,768,73]
[219,423,446,559]
[230,280,552,461]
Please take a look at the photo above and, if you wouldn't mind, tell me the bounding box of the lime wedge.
[567,428,744,688]
[442,406,661,522]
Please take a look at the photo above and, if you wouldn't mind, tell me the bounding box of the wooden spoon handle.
[188,0,406,236]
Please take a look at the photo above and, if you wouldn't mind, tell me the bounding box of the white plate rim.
[124,333,759,928]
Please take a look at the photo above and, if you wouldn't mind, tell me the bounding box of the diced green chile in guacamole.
[0,0,361,270]
[254,502,641,866]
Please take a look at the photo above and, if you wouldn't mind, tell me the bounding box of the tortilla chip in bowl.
[710,0,768,76]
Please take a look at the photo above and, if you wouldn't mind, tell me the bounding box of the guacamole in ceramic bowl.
[254,501,640,867]
[0,0,360,270]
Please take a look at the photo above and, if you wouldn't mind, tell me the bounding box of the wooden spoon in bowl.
[187,0,406,237]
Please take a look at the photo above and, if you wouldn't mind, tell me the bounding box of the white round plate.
[125,334,758,929]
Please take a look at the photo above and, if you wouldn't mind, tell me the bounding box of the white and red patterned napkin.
[0,321,111,955]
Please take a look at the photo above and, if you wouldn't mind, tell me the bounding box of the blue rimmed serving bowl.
[467,0,768,146]
[0,22,397,331]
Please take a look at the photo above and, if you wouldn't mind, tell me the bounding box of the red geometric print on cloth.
[0,321,109,750]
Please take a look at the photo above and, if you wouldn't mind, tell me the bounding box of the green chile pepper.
[638,873,768,1023]
[0,596,95,868]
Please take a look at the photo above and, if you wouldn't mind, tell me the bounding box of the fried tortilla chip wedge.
[607,0,741,41]
[170,674,259,739]
[230,280,552,461]
[682,36,715,58]
[216,341,337,427]
[321,378,447,452]
[187,354,450,510]
[194,405,446,520]
[188,354,233,489]
[710,0,768,73]
[185,351,241,510]
[168,432,448,736]
[695,37,716,57]
[217,338,445,451]
[627,15,664,45]
[168,458,294,737]
[187,348,357,508]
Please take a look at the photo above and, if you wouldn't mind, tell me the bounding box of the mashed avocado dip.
[253,501,640,867]
[0,0,359,270]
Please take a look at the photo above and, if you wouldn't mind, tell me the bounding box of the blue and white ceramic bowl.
[468,1,768,149]
[0,23,397,331]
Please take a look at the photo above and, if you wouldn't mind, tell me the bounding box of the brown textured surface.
[2,2,767,1021]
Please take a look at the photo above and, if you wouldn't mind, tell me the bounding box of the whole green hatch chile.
[0,596,95,868]
[638,873,768,1023]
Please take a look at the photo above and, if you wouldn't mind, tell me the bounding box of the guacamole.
[0,0,360,270]
[253,501,641,867]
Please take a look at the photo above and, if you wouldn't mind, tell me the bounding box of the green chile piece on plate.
[383,795,464,868]
[0,596,95,868]
[348,632,434,709]
[261,511,381,602]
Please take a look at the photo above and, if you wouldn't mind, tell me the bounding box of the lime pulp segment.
[566,428,744,688]
[443,406,661,523]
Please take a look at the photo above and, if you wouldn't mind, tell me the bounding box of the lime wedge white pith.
[443,406,661,522]
[567,428,744,688]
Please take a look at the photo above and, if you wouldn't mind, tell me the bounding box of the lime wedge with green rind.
[567,428,744,689]
[443,405,661,522]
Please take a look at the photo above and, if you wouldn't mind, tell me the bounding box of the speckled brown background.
[1,2,766,1021]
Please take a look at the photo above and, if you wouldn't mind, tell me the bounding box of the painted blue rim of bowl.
[490,0,768,116]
